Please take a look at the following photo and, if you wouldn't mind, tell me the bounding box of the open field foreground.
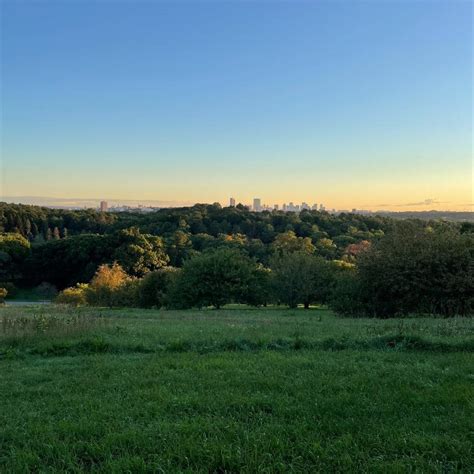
[1,306,473,472]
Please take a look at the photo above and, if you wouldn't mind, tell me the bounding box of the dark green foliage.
[109,280,141,308]
[0,282,17,298]
[0,202,116,238]
[271,252,336,308]
[24,228,168,288]
[110,227,169,277]
[168,248,259,309]
[137,267,180,308]
[240,266,272,307]
[24,234,111,288]
[1,203,472,317]
[329,271,366,316]
[36,282,58,301]
[0,232,31,282]
[331,222,474,317]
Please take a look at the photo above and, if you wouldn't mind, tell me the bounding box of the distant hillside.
[374,211,473,223]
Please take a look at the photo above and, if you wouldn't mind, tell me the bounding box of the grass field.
[1,305,473,472]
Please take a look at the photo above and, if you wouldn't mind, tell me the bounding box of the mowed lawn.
[0,306,473,472]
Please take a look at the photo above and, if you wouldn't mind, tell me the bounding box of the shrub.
[55,284,88,306]
[86,263,129,307]
[0,282,17,298]
[109,280,140,307]
[0,288,8,304]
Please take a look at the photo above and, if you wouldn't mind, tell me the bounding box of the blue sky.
[1,1,472,210]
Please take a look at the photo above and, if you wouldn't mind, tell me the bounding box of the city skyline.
[1,2,472,212]
[0,193,469,215]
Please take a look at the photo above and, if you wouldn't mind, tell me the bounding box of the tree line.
[1,202,472,317]
[54,223,473,317]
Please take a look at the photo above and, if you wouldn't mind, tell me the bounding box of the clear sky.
[1,0,472,210]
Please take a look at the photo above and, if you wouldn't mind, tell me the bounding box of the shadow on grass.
[2,333,473,359]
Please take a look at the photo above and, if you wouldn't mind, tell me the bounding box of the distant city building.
[229,197,236,207]
[312,203,318,211]
[274,204,279,211]
[100,201,108,212]
[253,198,262,212]
[301,202,310,210]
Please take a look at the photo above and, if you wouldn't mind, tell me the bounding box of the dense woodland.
[1,202,473,317]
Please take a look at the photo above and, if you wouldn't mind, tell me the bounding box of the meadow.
[1,305,473,472]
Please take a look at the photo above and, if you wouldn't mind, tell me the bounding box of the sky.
[1,0,472,211]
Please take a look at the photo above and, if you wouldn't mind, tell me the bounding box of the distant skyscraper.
[253,198,261,212]
[312,203,318,211]
[274,204,279,211]
[229,197,236,207]
[100,201,108,212]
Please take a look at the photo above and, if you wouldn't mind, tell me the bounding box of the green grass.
[1,306,473,472]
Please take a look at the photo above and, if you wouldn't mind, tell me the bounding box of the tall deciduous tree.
[270,252,334,309]
[168,248,257,309]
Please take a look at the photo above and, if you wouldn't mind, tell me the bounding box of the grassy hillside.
[1,306,473,472]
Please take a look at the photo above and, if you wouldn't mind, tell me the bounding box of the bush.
[0,282,17,298]
[55,284,88,306]
[109,280,141,307]
[0,288,8,304]
[109,279,140,308]
[86,263,129,307]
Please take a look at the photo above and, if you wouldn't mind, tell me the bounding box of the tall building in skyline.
[229,197,236,207]
[100,200,108,212]
[253,198,261,212]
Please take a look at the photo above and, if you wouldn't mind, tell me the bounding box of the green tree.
[272,231,315,255]
[351,223,474,317]
[112,227,169,277]
[169,248,257,309]
[0,232,31,282]
[270,252,334,309]
[138,267,180,308]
